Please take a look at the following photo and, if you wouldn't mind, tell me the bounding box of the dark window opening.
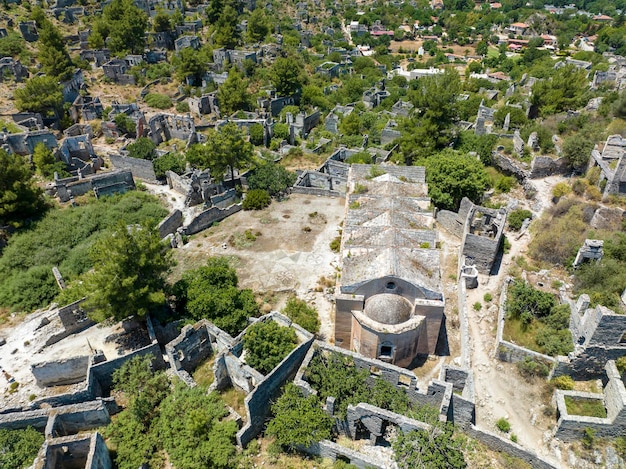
[380,345,393,357]
[386,281,396,290]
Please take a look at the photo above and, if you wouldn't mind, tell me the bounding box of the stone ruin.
[572,239,604,268]
[165,169,236,208]
[437,197,507,274]
[52,169,136,202]
[146,113,197,146]
[554,360,626,441]
[590,134,626,197]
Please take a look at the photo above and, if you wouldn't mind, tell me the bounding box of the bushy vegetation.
[242,320,298,374]
[242,189,271,210]
[266,383,333,451]
[551,375,575,391]
[174,257,259,336]
[305,350,417,418]
[575,232,626,310]
[508,209,532,231]
[153,152,187,179]
[0,191,167,312]
[281,296,320,334]
[144,93,173,109]
[495,417,510,433]
[505,281,572,356]
[246,162,296,197]
[127,137,157,160]
[0,427,44,469]
[104,356,238,469]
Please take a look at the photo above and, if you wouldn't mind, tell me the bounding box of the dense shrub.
[127,137,157,160]
[516,356,550,378]
[247,162,296,197]
[551,375,575,390]
[144,93,172,109]
[508,209,532,231]
[153,152,186,179]
[281,296,320,334]
[242,320,298,374]
[242,189,270,210]
[495,417,510,433]
[0,427,44,469]
[0,192,167,311]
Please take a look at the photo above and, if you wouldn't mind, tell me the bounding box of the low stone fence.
[300,440,384,469]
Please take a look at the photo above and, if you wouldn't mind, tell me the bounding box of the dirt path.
[463,176,566,460]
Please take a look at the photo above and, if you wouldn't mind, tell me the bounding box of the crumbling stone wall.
[108,154,157,182]
[554,361,626,441]
[183,203,242,235]
[157,209,183,238]
[529,156,570,178]
[31,356,90,387]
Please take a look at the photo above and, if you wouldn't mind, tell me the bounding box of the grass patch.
[191,355,216,388]
[0,118,24,133]
[564,396,607,418]
[220,387,248,420]
[503,316,546,352]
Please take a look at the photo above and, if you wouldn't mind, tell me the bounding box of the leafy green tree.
[266,383,333,450]
[0,32,26,59]
[420,150,489,211]
[153,152,186,179]
[613,91,626,119]
[272,56,304,97]
[247,8,270,43]
[217,69,250,115]
[531,65,589,116]
[91,0,148,54]
[32,142,68,179]
[454,132,497,165]
[213,5,240,49]
[562,133,594,170]
[242,188,271,210]
[206,0,225,23]
[243,320,298,374]
[393,425,466,469]
[247,162,296,197]
[152,11,172,32]
[127,137,157,160]
[14,76,63,117]
[114,113,137,137]
[340,112,362,136]
[401,68,461,161]
[105,356,169,469]
[82,222,173,322]
[172,47,205,84]
[112,356,170,425]
[190,122,254,182]
[0,149,46,226]
[506,280,556,321]
[281,296,319,334]
[177,257,259,335]
[37,19,74,80]
[249,123,265,146]
[159,384,238,469]
[0,427,45,469]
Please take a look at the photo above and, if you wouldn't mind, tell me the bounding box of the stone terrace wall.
[529,156,570,178]
[182,203,242,235]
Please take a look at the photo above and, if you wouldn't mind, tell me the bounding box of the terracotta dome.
[363,294,412,325]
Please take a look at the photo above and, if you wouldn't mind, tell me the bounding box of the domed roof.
[363,294,412,325]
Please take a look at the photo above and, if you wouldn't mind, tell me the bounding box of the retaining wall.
[108,154,157,182]
[157,209,183,238]
[183,203,242,235]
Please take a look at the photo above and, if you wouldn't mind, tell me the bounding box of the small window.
[386,281,396,290]
[380,344,393,358]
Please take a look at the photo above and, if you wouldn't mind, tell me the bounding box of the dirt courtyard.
[172,194,347,341]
